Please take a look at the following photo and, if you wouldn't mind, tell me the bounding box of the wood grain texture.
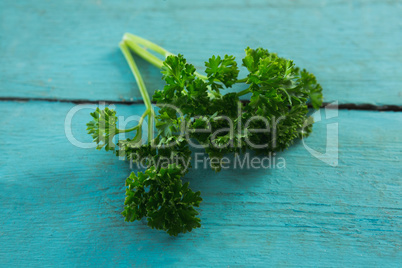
[0,101,401,266]
[1,0,401,105]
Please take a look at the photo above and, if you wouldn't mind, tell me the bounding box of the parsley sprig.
[86,33,323,236]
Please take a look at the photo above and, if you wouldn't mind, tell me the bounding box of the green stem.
[195,72,208,81]
[148,110,154,144]
[236,78,248,83]
[117,125,139,134]
[123,33,171,69]
[119,42,153,111]
[122,33,208,80]
[119,41,154,142]
[236,88,251,97]
[117,110,149,133]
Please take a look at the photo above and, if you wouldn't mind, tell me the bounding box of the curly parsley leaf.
[123,164,202,236]
[86,107,118,151]
[205,54,239,91]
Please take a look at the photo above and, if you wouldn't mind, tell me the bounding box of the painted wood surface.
[0,101,401,266]
[1,0,402,105]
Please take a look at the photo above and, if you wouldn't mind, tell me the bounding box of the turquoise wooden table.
[1,0,401,266]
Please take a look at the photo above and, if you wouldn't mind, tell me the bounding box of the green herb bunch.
[86,33,323,236]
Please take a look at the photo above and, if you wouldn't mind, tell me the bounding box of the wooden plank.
[1,0,401,105]
[0,100,401,266]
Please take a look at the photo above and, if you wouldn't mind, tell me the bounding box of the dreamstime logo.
[64,101,338,169]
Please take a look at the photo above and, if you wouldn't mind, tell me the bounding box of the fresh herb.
[86,33,323,236]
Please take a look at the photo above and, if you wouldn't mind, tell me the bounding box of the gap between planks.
[0,96,401,112]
